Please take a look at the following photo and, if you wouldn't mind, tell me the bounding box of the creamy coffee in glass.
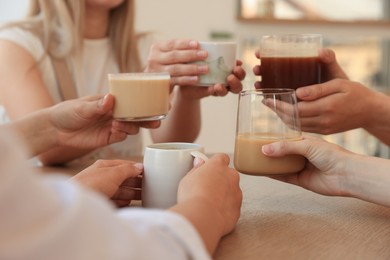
[234,88,305,176]
[108,72,170,121]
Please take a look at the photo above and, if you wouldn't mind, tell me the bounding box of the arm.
[0,40,93,165]
[170,154,242,255]
[7,94,160,157]
[1,128,240,259]
[262,135,390,207]
[296,79,390,145]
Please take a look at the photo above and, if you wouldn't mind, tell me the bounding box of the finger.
[295,79,345,101]
[138,120,161,129]
[236,59,243,66]
[253,64,261,76]
[121,176,142,189]
[113,187,142,201]
[254,81,261,89]
[193,157,206,168]
[171,75,200,86]
[114,200,132,207]
[72,94,114,121]
[94,160,144,179]
[255,50,260,59]
[111,121,141,135]
[261,138,311,158]
[165,63,208,77]
[158,39,199,52]
[227,75,243,93]
[232,65,246,81]
[319,48,348,79]
[208,153,231,166]
[157,49,208,66]
[211,84,229,96]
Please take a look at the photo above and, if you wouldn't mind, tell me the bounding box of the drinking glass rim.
[146,142,202,151]
[261,34,322,39]
[240,88,296,96]
[108,72,170,80]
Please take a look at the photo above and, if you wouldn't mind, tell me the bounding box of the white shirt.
[0,128,210,260]
[0,27,144,159]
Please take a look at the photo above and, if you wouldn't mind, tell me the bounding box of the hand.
[144,39,208,87]
[145,38,245,98]
[50,94,161,149]
[261,135,353,197]
[178,60,246,99]
[296,79,379,134]
[71,159,143,207]
[177,154,242,236]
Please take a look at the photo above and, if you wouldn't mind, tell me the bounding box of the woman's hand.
[145,38,245,99]
[262,134,390,207]
[71,159,143,207]
[253,48,349,89]
[262,135,353,197]
[170,153,242,254]
[178,59,246,99]
[50,94,161,149]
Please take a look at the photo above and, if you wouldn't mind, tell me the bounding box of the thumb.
[319,48,348,79]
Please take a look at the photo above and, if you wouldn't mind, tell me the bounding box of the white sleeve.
[0,129,210,260]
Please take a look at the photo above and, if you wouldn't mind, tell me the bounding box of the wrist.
[169,196,225,254]
[363,91,389,130]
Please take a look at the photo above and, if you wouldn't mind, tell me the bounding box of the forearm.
[342,154,390,207]
[38,146,94,166]
[9,109,58,156]
[363,92,390,146]
[7,109,93,164]
[169,197,225,255]
[150,87,201,143]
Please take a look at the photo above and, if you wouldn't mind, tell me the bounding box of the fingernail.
[193,157,204,167]
[197,65,208,73]
[197,50,207,58]
[134,163,144,171]
[189,76,198,83]
[297,88,310,98]
[99,94,109,107]
[262,144,274,155]
[189,40,198,48]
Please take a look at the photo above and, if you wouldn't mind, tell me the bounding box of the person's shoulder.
[0,26,39,41]
[0,26,44,59]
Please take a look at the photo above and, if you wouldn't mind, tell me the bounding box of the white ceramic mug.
[142,142,204,209]
[195,41,237,86]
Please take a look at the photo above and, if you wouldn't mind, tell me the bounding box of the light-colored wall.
[1,1,388,155]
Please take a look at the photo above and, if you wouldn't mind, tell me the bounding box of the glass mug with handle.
[234,88,305,176]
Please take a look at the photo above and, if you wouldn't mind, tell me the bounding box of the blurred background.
[1,0,389,157]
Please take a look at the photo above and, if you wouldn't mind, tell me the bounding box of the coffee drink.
[260,56,320,89]
[260,34,322,90]
[108,72,170,121]
[234,133,306,176]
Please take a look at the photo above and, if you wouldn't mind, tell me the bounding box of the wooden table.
[36,160,390,260]
[214,173,390,260]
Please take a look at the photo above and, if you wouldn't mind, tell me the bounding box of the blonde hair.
[2,0,141,72]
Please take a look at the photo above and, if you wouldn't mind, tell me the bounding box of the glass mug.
[233,89,305,176]
[108,72,170,121]
[259,34,322,90]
